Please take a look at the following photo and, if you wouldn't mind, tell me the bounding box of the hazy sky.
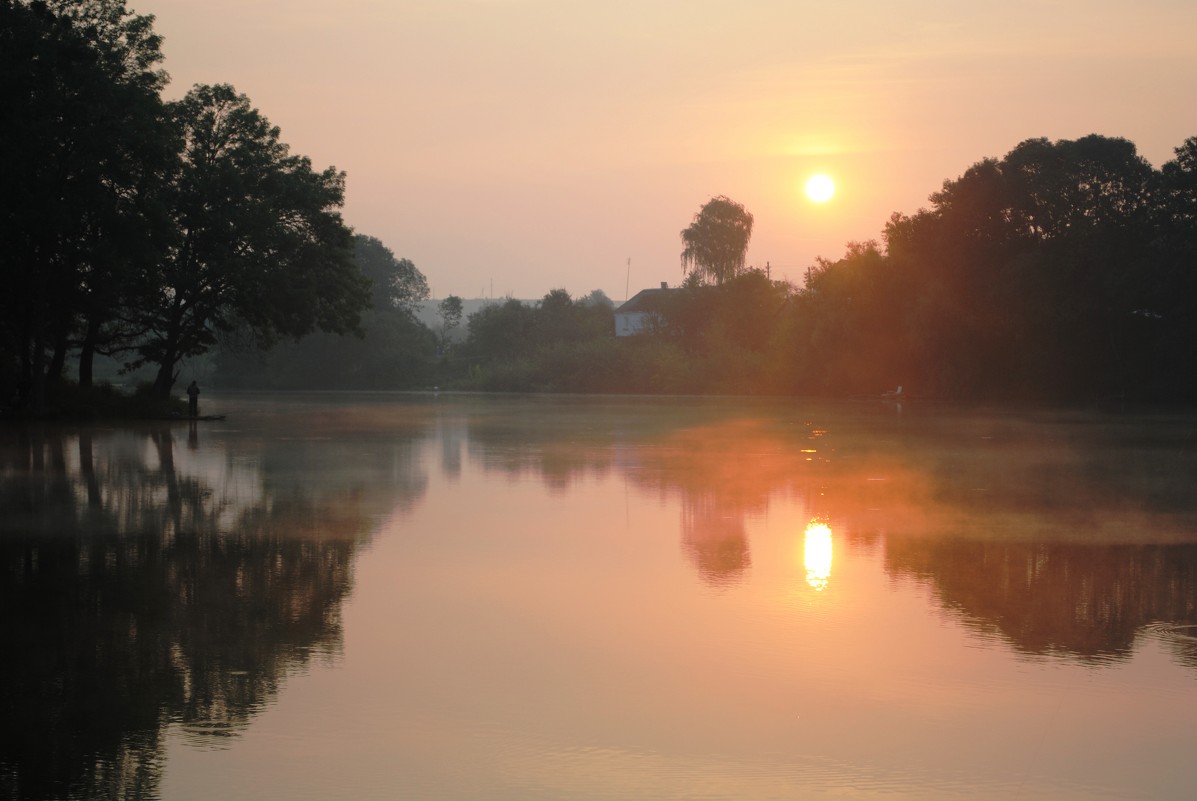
[137,0,1197,301]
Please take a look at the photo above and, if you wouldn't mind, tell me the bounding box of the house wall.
[615,311,652,337]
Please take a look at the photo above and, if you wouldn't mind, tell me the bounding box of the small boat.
[881,385,904,401]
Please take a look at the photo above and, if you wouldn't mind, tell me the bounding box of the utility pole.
[625,257,631,302]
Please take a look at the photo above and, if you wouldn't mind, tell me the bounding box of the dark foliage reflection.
[4,398,1196,799]
[458,399,1197,657]
[462,399,824,586]
[0,421,426,801]
[884,539,1197,662]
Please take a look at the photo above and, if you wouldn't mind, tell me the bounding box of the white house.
[614,282,675,337]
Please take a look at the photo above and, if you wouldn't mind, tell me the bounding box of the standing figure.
[186,380,200,418]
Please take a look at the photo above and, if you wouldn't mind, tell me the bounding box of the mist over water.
[3,394,1196,800]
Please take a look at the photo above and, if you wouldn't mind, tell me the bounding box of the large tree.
[135,84,370,398]
[680,196,754,285]
[47,0,176,390]
[0,0,171,410]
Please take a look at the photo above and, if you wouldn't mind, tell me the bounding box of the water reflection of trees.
[641,420,817,586]
[457,400,1197,659]
[0,423,426,801]
[806,412,1197,665]
[884,539,1197,663]
[462,401,825,586]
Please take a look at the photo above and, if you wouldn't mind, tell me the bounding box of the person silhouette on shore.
[187,380,200,418]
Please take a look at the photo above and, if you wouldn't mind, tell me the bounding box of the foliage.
[653,270,792,357]
[454,291,617,390]
[3,7,1195,411]
[0,3,373,414]
[215,313,436,390]
[875,135,1166,400]
[680,196,754,285]
[212,236,436,390]
[782,241,906,396]
[133,84,369,398]
[354,235,428,315]
[0,379,186,421]
[765,133,1197,402]
[453,279,794,395]
[460,298,537,364]
[452,135,1197,403]
[0,0,173,412]
[578,289,615,309]
[437,295,465,342]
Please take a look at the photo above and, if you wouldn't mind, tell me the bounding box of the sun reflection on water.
[804,519,833,591]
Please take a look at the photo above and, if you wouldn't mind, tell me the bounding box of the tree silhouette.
[437,295,464,349]
[0,0,171,411]
[354,235,428,315]
[134,84,369,398]
[680,196,754,285]
[211,235,436,390]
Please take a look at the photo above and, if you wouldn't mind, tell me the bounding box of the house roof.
[617,287,676,314]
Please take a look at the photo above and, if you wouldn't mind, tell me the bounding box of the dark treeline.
[444,274,790,394]
[1,0,370,414]
[456,136,1197,402]
[6,4,1196,408]
[805,135,1197,402]
[214,235,436,390]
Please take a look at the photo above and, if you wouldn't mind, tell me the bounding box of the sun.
[805,174,835,203]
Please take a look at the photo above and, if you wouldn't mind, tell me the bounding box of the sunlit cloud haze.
[139,0,1197,300]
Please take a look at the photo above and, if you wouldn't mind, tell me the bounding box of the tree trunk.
[17,319,33,409]
[152,356,178,399]
[29,326,47,416]
[78,316,101,388]
[78,341,94,388]
[151,301,187,399]
[47,328,68,386]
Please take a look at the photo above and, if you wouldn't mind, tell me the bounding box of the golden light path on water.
[803,519,833,591]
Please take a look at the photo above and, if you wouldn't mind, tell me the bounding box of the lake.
[3,393,1197,801]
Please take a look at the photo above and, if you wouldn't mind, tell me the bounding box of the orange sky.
[135,0,1197,301]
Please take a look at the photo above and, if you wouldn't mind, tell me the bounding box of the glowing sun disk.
[806,174,835,203]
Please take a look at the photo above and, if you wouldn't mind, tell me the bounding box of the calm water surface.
[3,393,1197,800]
